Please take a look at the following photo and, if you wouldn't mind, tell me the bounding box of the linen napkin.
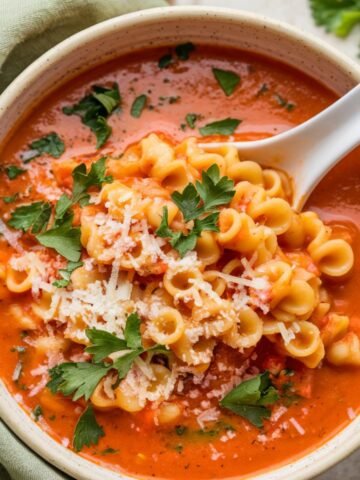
[0,0,167,92]
[0,2,167,478]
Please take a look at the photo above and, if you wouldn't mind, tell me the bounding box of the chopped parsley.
[175,425,188,436]
[310,0,360,37]
[220,372,279,428]
[25,132,65,160]
[8,201,51,234]
[212,68,240,96]
[185,113,200,129]
[274,94,296,111]
[36,221,81,262]
[199,118,241,136]
[73,405,105,452]
[175,42,195,60]
[130,94,147,118]
[7,158,112,262]
[47,313,167,401]
[5,165,25,180]
[3,193,18,204]
[158,54,173,69]
[71,157,113,206]
[52,261,83,288]
[156,164,235,256]
[99,448,119,455]
[32,405,43,422]
[63,83,120,148]
[158,42,195,68]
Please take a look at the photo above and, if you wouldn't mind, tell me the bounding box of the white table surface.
[170,1,360,479]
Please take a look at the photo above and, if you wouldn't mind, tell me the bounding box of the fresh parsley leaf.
[5,165,25,180]
[29,133,65,159]
[185,113,199,129]
[88,116,112,149]
[36,223,82,262]
[157,165,235,256]
[175,42,195,60]
[53,261,83,288]
[85,329,127,362]
[156,206,179,241]
[32,405,43,422]
[112,349,143,380]
[131,95,147,118]
[54,194,73,225]
[212,68,240,96]
[92,85,120,114]
[199,118,241,136]
[158,54,173,69]
[274,94,296,111]
[195,164,235,210]
[47,362,110,401]
[8,201,51,234]
[220,372,279,428]
[171,231,198,257]
[73,405,105,452]
[3,193,19,204]
[193,212,220,235]
[124,312,143,349]
[310,0,360,37]
[72,157,113,206]
[63,83,120,148]
[156,207,213,257]
[171,183,202,222]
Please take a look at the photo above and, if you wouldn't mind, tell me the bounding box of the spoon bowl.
[201,84,360,210]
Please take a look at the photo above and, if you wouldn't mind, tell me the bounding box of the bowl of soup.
[0,6,359,480]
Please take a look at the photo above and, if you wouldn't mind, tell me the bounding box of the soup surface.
[0,45,359,480]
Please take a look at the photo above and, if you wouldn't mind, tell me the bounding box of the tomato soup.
[0,45,359,480]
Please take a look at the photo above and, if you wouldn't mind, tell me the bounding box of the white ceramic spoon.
[201,84,360,211]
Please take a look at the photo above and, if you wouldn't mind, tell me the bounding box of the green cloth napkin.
[0,0,167,93]
[0,2,167,478]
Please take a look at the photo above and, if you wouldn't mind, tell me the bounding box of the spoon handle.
[200,84,360,210]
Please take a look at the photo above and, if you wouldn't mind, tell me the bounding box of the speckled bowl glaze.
[0,6,359,480]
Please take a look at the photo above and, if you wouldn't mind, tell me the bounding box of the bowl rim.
[0,5,360,480]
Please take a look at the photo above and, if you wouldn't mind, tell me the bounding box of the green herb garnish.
[212,68,240,96]
[175,42,195,60]
[26,133,65,160]
[199,118,241,136]
[156,164,235,256]
[8,201,51,234]
[130,95,147,118]
[32,405,43,422]
[274,94,296,112]
[63,83,120,148]
[220,372,279,428]
[71,157,113,206]
[310,0,360,37]
[185,113,199,129]
[158,54,173,69]
[73,405,105,452]
[5,165,25,180]
[52,261,83,288]
[47,313,167,401]
[3,194,19,204]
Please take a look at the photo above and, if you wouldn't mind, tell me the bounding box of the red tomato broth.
[0,45,359,479]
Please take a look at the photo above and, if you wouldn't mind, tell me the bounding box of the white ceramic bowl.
[0,6,359,480]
